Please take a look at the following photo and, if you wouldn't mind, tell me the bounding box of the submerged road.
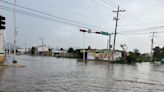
[0,55,164,92]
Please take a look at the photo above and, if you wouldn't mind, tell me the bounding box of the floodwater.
[0,55,164,92]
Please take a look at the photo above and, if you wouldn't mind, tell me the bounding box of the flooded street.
[0,55,164,92]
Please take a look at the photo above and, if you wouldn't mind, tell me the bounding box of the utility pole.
[24,43,27,54]
[112,6,125,60]
[40,37,44,56]
[150,32,157,61]
[13,0,17,63]
[107,39,109,50]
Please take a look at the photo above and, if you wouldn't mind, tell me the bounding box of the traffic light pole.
[79,29,111,61]
[83,32,85,61]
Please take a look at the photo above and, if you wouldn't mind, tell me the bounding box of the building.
[17,48,29,54]
[78,49,122,61]
[0,30,5,63]
[36,45,52,56]
[53,50,67,57]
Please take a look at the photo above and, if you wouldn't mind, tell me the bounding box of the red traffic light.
[79,29,87,32]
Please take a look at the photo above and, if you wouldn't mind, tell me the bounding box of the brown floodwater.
[0,55,164,92]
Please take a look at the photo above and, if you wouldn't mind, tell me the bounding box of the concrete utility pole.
[113,6,125,53]
[150,32,157,61]
[40,37,44,56]
[108,34,111,52]
[24,43,27,54]
[13,0,17,63]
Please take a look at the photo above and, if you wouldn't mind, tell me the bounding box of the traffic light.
[0,15,5,30]
[79,29,86,32]
[95,32,101,34]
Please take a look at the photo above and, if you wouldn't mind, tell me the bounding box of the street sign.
[101,31,109,36]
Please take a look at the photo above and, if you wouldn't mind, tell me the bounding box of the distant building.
[37,45,49,52]
[53,50,67,57]
[36,45,52,56]
[17,48,29,54]
[78,49,122,61]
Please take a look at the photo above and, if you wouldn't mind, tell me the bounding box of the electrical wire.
[118,25,164,33]
[102,0,152,27]
[0,5,111,32]
[0,0,109,31]
[36,0,112,24]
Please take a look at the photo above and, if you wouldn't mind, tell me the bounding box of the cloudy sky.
[1,0,164,53]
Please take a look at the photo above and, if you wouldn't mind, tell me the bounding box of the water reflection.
[0,65,6,91]
[0,55,164,92]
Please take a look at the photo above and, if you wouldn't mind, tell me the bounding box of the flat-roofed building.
[0,30,5,63]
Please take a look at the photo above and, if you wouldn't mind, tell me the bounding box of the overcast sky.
[1,0,164,53]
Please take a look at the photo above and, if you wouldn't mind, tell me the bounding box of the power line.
[134,3,164,16]
[89,0,114,10]
[0,6,111,32]
[35,0,112,24]
[102,0,151,27]
[0,0,109,31]
[96,0,146,27]
[0,6,88,28]
[119,25,164,33]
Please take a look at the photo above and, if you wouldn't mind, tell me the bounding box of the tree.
[31,46,36,55]
[88,46,91,50]
[153,46,162,61]
[127,49,141,63]
[133,48,140,56]
[60,48,64,51]
[68,47,74,53]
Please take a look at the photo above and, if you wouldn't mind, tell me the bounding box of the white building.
[0,30,5,63]
[17,48,29,54]
[37,45,49,52]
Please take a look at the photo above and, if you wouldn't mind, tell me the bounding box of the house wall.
[0,31,5,63]
[0,54,5,63]
[87,51,122,61]
[0,31,4,54]
[37,46,49,52]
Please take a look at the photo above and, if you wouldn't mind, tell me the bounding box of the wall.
[0,31,4,54]
[87,51,122,61]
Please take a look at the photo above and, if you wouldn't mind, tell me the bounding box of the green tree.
[88,46,91,50]
[160,47,164,59]
[60,48,64,51]
[133,48,140,56]
[31,46,36,55]
[127,49,141,62]
[153,46,161,61]
[68,47,74,53]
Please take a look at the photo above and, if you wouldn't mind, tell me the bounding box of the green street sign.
[101,31,109,36]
